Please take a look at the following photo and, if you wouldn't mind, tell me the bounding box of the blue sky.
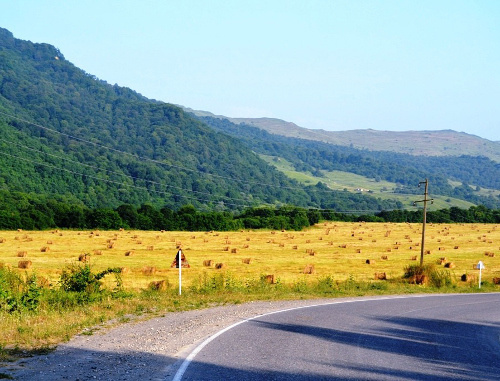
[1,0,499,141]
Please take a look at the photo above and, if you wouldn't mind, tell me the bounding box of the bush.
[0,268,42,313]
[403,263,453,288]
[59,263,122,294]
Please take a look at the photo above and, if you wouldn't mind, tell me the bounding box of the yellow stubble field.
[1,222,499,289]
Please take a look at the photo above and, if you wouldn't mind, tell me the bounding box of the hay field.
[1,222,499,289]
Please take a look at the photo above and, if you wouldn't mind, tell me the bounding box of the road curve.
[173,293,500,381]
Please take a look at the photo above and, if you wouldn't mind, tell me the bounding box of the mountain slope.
[0,28,402,213]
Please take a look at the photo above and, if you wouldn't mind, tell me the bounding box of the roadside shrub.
[0,268,42,313]
[314,275,338,294]
[403,263,453,288]
[190,272,244,294]
[59,263,122,294]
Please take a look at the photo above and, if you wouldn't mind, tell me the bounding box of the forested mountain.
[0,27,402,213]
[196,115,500,209]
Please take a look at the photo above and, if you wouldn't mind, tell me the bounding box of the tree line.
[1,191,499,231]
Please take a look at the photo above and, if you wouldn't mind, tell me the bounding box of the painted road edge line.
[170,293,449,381]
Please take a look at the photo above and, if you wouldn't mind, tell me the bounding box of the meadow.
[1,222,500,352]
[1,222,499,290]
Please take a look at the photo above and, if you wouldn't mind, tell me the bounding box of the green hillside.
[0,27,403,213]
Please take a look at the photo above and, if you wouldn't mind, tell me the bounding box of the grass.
[1,222,499,352]
[260,154,477,210]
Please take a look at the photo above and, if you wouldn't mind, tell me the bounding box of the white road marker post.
[178,248,182,295]
[477,261,485,288]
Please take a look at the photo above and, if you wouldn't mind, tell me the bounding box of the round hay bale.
[303,264,315,274]
[215,263,226,269]
[18,260,32,269]
[263,274,275,284]
[149,280,168,291]
[142,266,157,276]
[78,253,89,262]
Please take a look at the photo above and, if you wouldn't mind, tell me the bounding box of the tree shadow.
[244,315,500,380]
[2,304,500,380]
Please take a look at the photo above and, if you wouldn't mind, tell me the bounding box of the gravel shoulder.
[2,298,341,381]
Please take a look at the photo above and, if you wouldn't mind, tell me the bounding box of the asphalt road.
[173,294,500,380]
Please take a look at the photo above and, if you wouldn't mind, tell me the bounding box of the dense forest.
[198,116,500,208]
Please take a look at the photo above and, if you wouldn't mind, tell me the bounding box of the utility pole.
[413,179,433,266]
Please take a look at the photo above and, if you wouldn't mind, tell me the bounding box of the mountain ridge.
[182,107,500,162]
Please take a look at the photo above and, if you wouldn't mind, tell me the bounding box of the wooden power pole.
[413,179,433,266]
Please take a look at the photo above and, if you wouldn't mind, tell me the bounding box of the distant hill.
[183,108,500,163]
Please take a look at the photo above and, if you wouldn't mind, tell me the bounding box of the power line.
[0,110,339,193]
[0,150,258,209]
[0,137,261,206]
[0,111,415,212]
